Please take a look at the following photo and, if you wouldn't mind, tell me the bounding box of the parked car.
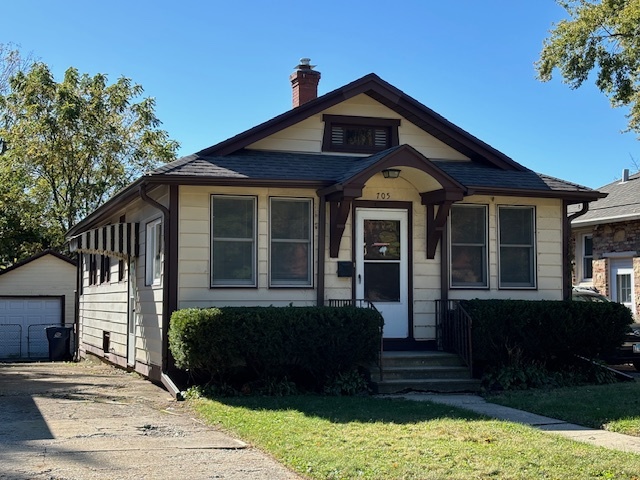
[571,287,611,303]
[572,287,640,370]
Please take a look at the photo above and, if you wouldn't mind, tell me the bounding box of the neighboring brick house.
[571,170,640,319]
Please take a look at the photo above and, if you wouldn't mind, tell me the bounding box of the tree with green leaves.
[537,0,640,135]
[0,43,33,96]
[0,61,179,264]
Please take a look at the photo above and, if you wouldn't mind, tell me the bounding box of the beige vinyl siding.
[247,94,469,161]
[79,258,128,357]
[448,195,564,301]
[78,186,168,370]
[178,185,319,308]
[0,255,76,326]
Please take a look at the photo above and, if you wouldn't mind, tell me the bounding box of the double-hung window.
[211,195,257,287]
[270,198,312,287]
[449,204,488,288]
[582,235,593,280]
[145,218,163,286]
[498,206,536,288]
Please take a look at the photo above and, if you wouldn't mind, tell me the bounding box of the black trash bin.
[46,326,73,361]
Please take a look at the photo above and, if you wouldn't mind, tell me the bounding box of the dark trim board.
[82,343,163,383]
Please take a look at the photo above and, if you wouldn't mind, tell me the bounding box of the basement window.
[322,115,400,154]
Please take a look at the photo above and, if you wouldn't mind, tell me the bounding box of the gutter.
[568,202,590,223]
[138,182,182,400]
[571,212,640,228]
[563,201,591,301]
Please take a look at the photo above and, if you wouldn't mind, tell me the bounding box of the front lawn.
[192,395,640,479]
[485,380,640,437]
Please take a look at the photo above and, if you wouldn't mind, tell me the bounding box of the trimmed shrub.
[168,306,383,393]
[463,299,632,380]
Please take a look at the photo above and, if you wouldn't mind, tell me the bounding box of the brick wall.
[591,219,640,320]
[593,221,640,255]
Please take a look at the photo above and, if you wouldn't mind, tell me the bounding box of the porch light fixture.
[382,168,401,179]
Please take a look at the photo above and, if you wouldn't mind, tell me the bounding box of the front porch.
[329,298,478,393]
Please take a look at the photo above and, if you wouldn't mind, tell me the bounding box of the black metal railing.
[328,298,384,381]
[435,299,473,372]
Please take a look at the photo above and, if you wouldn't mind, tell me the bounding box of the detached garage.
[0,250,76,360]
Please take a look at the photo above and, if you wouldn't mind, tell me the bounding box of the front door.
[355,208,409,339]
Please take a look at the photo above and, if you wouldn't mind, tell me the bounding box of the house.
[0,250,76,359]
[571,169,639,319]
[66,59,604,393]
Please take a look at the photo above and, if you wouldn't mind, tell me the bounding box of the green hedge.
[169,306,383,391]
[462,299,633,370]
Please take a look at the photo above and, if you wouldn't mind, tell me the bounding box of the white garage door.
[0,297,62,359]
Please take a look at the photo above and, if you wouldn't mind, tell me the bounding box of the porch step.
[368,351,480,394]
[371,365,472,381]
[381,351,466,368]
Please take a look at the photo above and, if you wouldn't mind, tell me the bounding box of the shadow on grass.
[203,393,486,425]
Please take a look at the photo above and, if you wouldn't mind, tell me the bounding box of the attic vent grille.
[322,115,400,154]
[374,128,387,147]
[331,126,345,145]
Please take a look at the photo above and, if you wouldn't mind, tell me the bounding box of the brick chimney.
[290,58,321,108]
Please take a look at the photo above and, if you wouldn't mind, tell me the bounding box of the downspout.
[74,253,81,361]
[138,182,182,399]
[564,201,590,301]
[317,196,326,306]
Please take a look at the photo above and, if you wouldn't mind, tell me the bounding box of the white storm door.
[611,259,635,315]
[127,258,136,365]
[355,208,408,339]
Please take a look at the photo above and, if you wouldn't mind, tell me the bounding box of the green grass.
[192,395,640,479]
[486,380,640,437]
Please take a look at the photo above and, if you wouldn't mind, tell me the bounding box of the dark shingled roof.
[148,148,596,195]
[571,171,640,224]
[433,161,596,193]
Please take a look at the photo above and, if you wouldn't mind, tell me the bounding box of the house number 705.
[376,192,391,200]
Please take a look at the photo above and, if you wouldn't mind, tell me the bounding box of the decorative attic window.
[322,115,400,153]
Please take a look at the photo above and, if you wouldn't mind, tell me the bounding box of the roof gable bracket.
[329,197,354,258]
[422,189,463,259]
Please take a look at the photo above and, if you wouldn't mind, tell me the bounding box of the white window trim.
[145,218,163,286]
[269,197,313,287]
[448,204,489,289]
[581,234,593,281]
[210,195,257,287]
[498,205,537,289]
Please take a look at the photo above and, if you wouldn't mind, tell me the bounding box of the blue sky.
[3,1,638,189]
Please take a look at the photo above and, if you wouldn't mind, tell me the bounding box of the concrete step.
[371,365,472,381]
[373,378,481,394]
[368,351,479,393]
[380,351,466,368]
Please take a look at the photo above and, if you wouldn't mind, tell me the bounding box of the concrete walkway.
[399,392,640,454]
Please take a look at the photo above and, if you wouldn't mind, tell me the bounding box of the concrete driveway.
[0,360,300,480]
